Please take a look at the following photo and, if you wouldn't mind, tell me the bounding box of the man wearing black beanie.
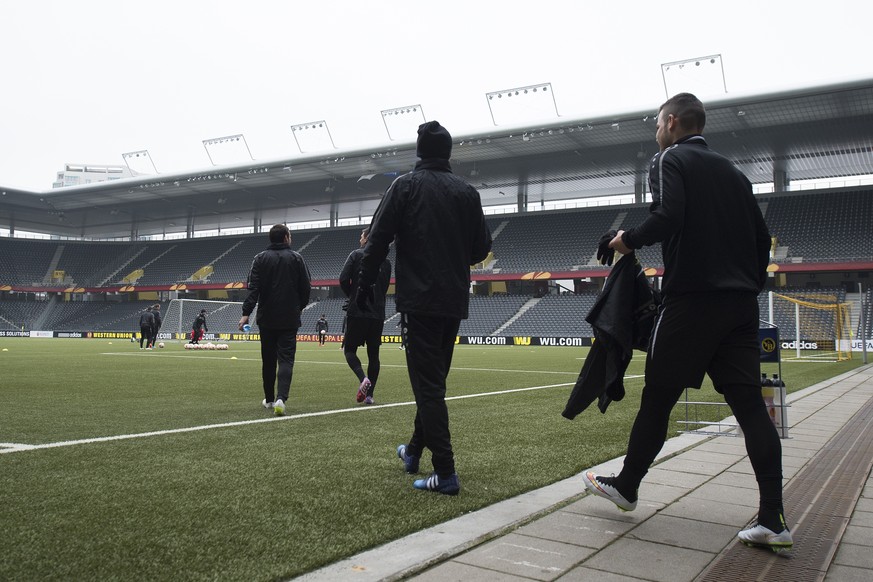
[357,120,492,495]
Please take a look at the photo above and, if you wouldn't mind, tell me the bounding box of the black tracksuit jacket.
[340,248,391,320]
[242,242,312,330]
[622,135,771,296]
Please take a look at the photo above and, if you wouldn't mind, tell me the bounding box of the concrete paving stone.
[782,464,803,480]
[782,438,830,452]
[654,456,731,477]
[707,471,758,490]
[454,533,594,582]
[637,481,687,506]
[515,510,637,549]
[409,560,532,581]
[788,427,838,438]
[783,432,832,446]
[660,496,757,528]
[675,449,745,467]
[781,453,812,469]
[686,482,759,508]
[841,524,873,547]
[781,445,817,460]
[848,510,873,529]
[627,513,738,553]
[558,565,650,581]
[824,564,873,582]
[694,441,747,452]
[584,538,715,582]
[833,542,873,569]
[562,495,664,524]
[643,467,713,490]
[854,497,873,512]
[726,459,754,475]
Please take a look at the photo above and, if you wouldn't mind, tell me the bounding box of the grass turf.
[0,337,863,580]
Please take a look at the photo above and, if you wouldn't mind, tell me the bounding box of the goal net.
[764,291,852,361]
[163,299,257,341]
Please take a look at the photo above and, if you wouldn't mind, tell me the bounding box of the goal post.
[163,299,257,341]
[767,291,852,361]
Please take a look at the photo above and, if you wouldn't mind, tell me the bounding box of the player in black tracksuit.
[358,121,492,495]
[149,303,162,348]
[315,315,329,346]
[239,224,311,416]
[191,310,207,344]
[139,307,154,349]
[339,228,391,404]
[582,93,790,550]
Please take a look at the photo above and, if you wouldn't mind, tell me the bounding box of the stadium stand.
[0,238,60,286]
[0,300,45,331]
[765,189,873,262]
[2,189,872,289]
[53,241,139,287]
[478,208,619,273]
[459,295,530,335]
[501,293,599,337]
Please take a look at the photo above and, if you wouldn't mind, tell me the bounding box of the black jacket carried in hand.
[340,248,391,320]
[242,242,312,330]
[359,158,491,319]
[563,252,659,418]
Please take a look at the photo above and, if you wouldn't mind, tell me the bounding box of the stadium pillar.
[517,169,528,212]
[774,169,790,192]
[330,205,338,228]
[634,175,646,203]
[187,211,195,239]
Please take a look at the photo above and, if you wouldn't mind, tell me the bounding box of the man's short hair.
[269,224,290,244]
[660,93,706,133]
[153,304,160,310]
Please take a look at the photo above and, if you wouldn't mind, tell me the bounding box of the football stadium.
[2,76,873,580]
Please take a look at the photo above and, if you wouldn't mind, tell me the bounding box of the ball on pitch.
[158,342,165,349]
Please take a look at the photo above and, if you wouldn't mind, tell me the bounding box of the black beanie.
[416,121,452,159]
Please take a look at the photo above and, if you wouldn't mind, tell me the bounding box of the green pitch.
[0,338,862,580]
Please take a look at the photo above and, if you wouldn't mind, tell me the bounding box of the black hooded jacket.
[359,159,492,319]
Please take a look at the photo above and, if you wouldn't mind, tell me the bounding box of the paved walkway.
[298,364,873,582]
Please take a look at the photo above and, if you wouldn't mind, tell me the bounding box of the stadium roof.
[2,77,872,239]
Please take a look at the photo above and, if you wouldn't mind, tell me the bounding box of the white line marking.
[2,381,585,454]
[99,352,584,375]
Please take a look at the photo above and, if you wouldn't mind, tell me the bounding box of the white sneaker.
[582,471,637,511]
[262,399,273,409]
[737,523,793,552]
[274,399,286,416]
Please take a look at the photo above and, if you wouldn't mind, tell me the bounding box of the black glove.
[596,230,617,266]
[354,284,374,311]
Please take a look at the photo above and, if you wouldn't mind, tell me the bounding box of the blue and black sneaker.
[413,473,460,496]
[396,444,420,474]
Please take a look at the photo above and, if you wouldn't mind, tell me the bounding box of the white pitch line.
[99,352,583,375]
[1,380,599,455]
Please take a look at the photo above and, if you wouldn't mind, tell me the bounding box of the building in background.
[52,163,136,189]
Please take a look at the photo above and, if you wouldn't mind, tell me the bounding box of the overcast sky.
[1,0,871,191]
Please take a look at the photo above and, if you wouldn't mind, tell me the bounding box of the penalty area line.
[1,381,582,455]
